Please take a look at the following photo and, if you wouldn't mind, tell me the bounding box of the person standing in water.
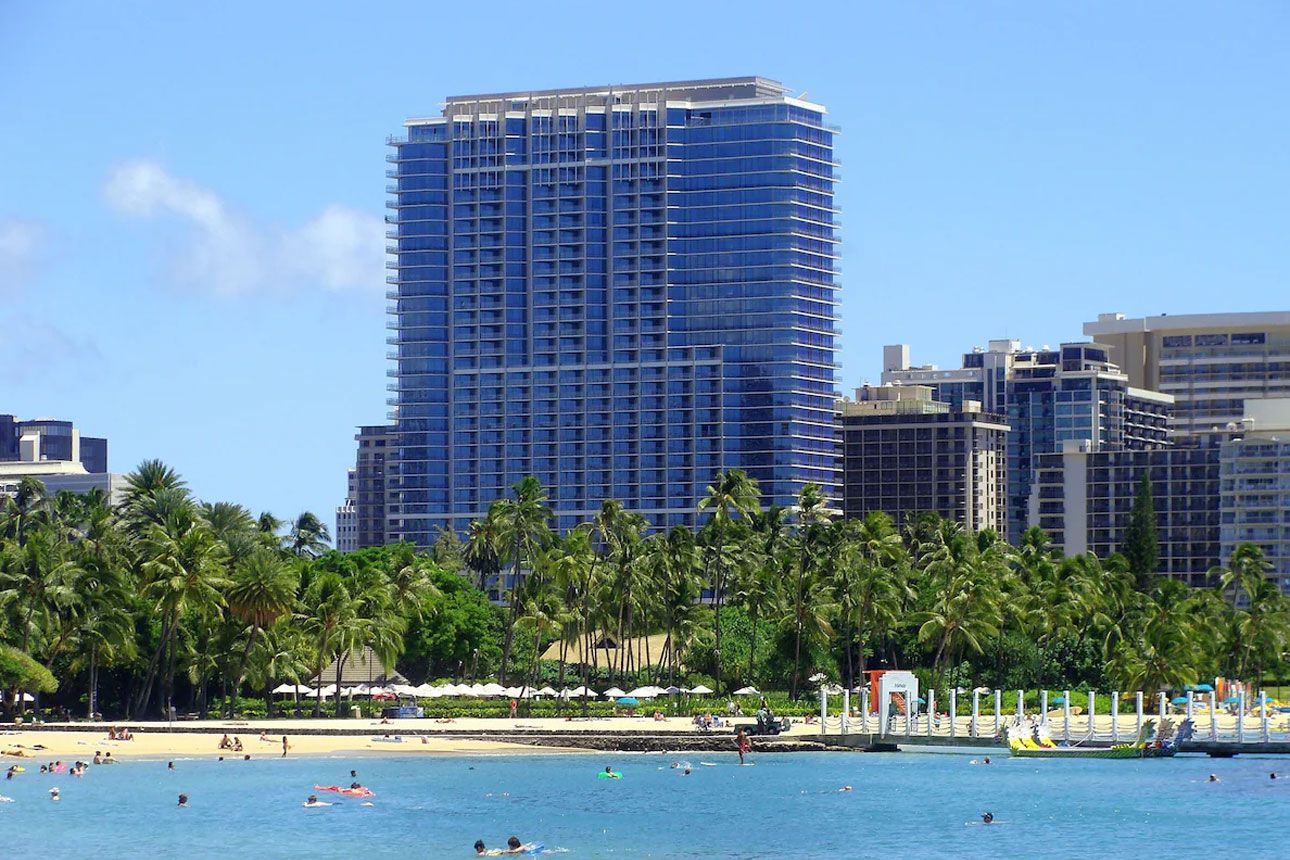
[281,735,290,758]
[178,793,189,808]
[736,727,750,765]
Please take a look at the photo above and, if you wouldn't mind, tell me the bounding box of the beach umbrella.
[602,687,627,698]
[1224,696,1241,704]
[351,683,371,696]
[9,692,34,703]
[482,683,506,695]
[627,686,660,698]
[537,686,558,697]
[617,697,639,706]
[391,684,419,697]
[1171,697,1188,706]
[1051,696,1066,705]
[272,683,306,695]
[664,686,682,695]
[563,686,598,698]
[1193,684,1215,692]
[733,686,760,696]
[686,685,714,695]
[438,684,465,696]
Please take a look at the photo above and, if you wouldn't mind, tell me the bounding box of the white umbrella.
[272,683,307,695]
[537,686,558,697]
[733,686,760,696]
[686,685,714,695]
[502,686,522,698]
[391,684,419,697]
[10,692,34,703]
[563,686,599,698]
[436,683,463,696]
[627,686,659,698]
[664,686,683,695]
[413,684,438,698]
[602,687,627,698]
[304,685,337,699]
[481,683,506,695]
[468,683,488,696]
[350,683,371,696]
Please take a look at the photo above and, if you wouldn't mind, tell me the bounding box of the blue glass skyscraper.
[385,78,839,542]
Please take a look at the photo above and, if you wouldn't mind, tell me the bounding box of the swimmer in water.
[303,794,331,808]
[178,793,188,808]
[838,785,853,792]
[604,765,614,776]
[502,836,525,854]
[1271,772,1278,780]
[983,757,991,765]
[168,761,175,771]
[981,812,993,824]
[1208,773,1220,783]
[49,787,60,801]
[475,840,488,855]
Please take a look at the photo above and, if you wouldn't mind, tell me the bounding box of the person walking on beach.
[509,699,518,718]
[281,736,290,758]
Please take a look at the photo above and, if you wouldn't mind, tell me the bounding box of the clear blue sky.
[3,2,1288,526]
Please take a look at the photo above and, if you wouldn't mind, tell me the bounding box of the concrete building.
[1031,439,1221,587]
[882,341,1173,542]
[1084,311,1290,438]
[0,415,107,473]
[335,469,358,553]
[353,425,395,549]
[1219,398,1290,592]
[839,384,1009,533]
[386,77,839,542]
[0,414,122,504]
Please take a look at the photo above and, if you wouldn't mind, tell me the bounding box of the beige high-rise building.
[1084,311,1290,438]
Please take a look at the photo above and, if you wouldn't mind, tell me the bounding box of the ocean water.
[2,749,1288,858]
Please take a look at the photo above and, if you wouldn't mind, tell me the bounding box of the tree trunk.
[228,627,259,718]
[312,642,325,718]
[334,652,349,719]
[87,646,98,720]
[498,535,523,685]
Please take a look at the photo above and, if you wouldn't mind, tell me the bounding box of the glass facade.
[385,79,839,542]
[1220,437,1290,592]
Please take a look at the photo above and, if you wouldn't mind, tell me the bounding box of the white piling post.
[1111,692,1120,742]
[1209,692,1218,741]
[1088,691,1097,740]
[993,690,1002,737]
[1186,690,1194,725]
[1040,690,1048,727]
[1135,691,1143,739]
[861,688,871,734]
[1261,691,1269,743]
[820,688,827,737]
[842,689,850,736]
[1237,690,1246,744]
[1063,690,1071,742]
[905,693,913,738]
[1157,692,1166,728]
[927,689,936,738]
[950,689,958,739]
[1016,689,1024,725]
[971,690,980,739]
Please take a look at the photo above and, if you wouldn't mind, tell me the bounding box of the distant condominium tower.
[1085,311,1290,438]
[839,384,1009,533]
[386,78,840,542]
[883,341,1172,543]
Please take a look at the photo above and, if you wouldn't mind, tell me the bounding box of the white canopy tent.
[685,685,714,695]
[272,683,310,695]
[733,686,761,696]
[562,686,599,698]
[601,687,627,698]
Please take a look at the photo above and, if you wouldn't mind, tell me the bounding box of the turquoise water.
[3,750,1288,858]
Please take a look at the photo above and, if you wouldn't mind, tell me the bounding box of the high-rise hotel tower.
[385,78,839,542]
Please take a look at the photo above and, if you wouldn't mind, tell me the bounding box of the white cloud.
[0,219,44,293]
[103,160,384,297]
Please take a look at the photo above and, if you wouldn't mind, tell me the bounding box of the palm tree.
[697,470,761,695]
[492,477,553,684]
[285,512,331,558]
[733,507,787,685]
[298,570,357,718]
[133,509,228,717]
[832,513,908,689]
[224,549,298,716]
[463,514,503,593]
[789,484,833,698]
[912,523,1005,687]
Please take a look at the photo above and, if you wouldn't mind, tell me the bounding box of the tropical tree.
[697,470,761,695]
[492,477,552,684]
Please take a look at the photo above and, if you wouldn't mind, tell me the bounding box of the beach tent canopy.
[309,646,408,687]
[537,686,558,697]
[272,683,309,695]
[733,686,760,695]
[686,685,714,695]
[628,686,667,698]
[563,686,599,698]
[664,686,682,695]
[1171,697,1189,705]
[1188,683,1215,692]
[1051,696,1066,704]
[616,697,639,706]
[601,687,627,698]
